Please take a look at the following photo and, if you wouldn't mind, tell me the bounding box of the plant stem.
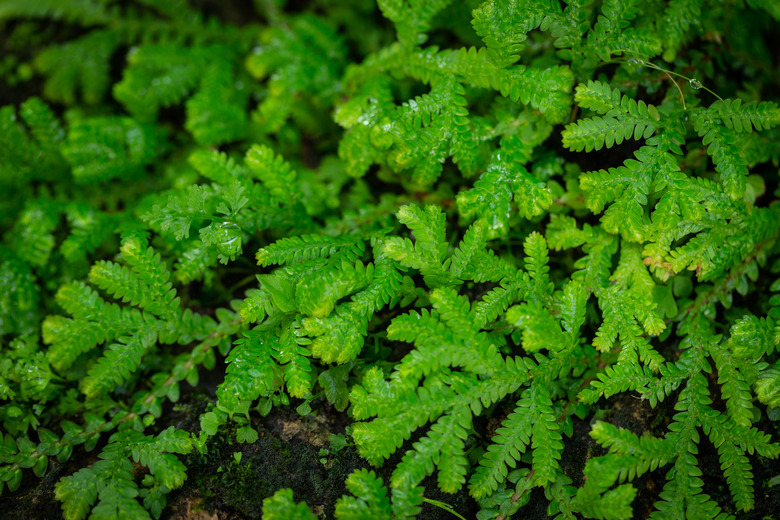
[422,498,468,520]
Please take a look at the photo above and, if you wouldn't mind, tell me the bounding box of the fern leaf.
[377,0,453,48]
[0,0,109,24]
[728,314,776,360]
[335,469,392,520]
[303,256,401,364]
[472,278,525,330]
[658,0,703,61]
[578,362,655,404]
[262,489,318,520]
[493,65,574,124]
[304,309,368,364]
[0,248,40,336]
[81,329,157,398]
[127,427,193,490]
[184,59,249,145]
[245,144,300,205]
[0,98,67,185]
[33,30,117,105]
[382,204,453,287]
[391,409,471,494]
[257,234,365,267]
[456,161,516,238]
[277,323,314,398]
[447,220,487,279]
[396,204,447,263]
[54,465,99,520]
[563,83,660,152]
[706,99,780,133]
[62,116,167,184]
[709,342,755,428]
[247,16,346,134]
[113,44,218,122]
[188,149,247,184]
[216,328,282,418]
[755,366,780,408]
[457,140,553,238]
[60,203,115,263]
[559,279,588,337]
[530,384,564,486]
[174,241,220,285]
[6,199,60,267]
[89,235,179,317]
[469,399,533,499]
[523,231,553,299]
[295,260,373,318]
[589,422,675,478]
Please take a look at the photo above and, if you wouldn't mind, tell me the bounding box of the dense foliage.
[1,0,780,518]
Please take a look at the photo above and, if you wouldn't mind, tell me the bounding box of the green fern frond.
[705,99,780,133]
[469,397,533,499]
[60,203,115,263]
[727,307,775,361]
[62,116,167,184]
[523,231,553,300]
[55,427,193,520]
[472,277,526,330]
[0,98,67,185]
[470,0,551,66]
[579,362,655,405]
[563,82,660,152]
[6,199,60,267]
[377,0,454,48]
[113,45,234,123]
[88,235,179,317]
[245,144,302,205]
[0,0,110,24]
[689,100,780,199]
[185,60,249,145]
[382,204,452,287]
[80,329,157,398]
[335,469,392,520]
[295,259,373,318]
[257,233,365,267]
[43,283,145,372]
[658,0,703,61]
[302,254,402,364]
[262,488,318,520]
[457,161,517,239]
[216,328,282,419]
[391,409,471,494]
[0,248,40,337]
[188,149,247,184]
[351,284,531,499]
[247,15,346,134]
[492,65,574,124]
[588,421,675,479]
[755,366,780,408]
[529,384,564,486]
[173,242,219,285]
[457,137,553,238]
[579,146,677,242]
[709,342,755,428]
[33,30,118,105]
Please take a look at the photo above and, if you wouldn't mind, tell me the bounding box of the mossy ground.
[3,369,778,519]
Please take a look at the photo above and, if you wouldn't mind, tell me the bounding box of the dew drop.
[689,78,703,90]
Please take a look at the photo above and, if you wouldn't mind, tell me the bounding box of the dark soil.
[3,385,778,519]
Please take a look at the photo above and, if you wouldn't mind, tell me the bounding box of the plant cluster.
[1,0,779,519]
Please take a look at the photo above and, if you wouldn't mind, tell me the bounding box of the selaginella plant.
[1,0,779,519]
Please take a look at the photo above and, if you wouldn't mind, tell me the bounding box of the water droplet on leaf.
[689,78,703,90]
